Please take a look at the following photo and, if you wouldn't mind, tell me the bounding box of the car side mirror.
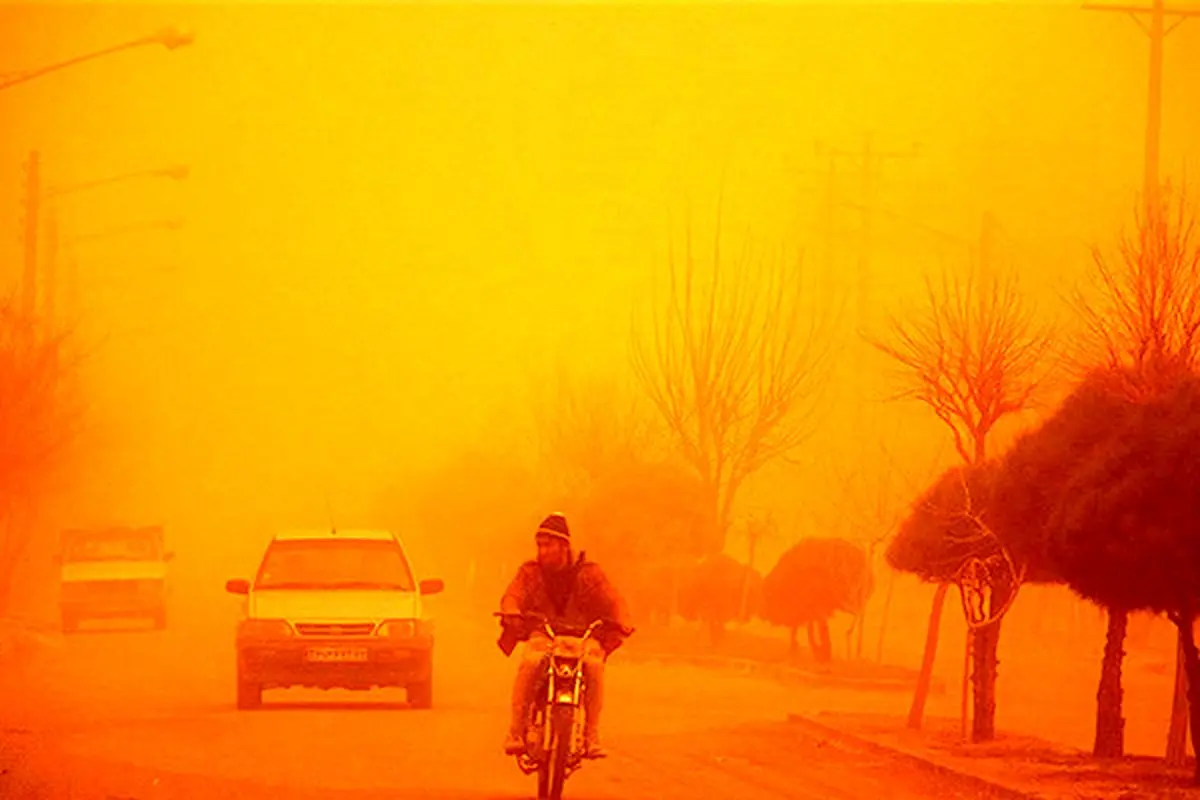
[419,578,444,596]
[225,578,250,595]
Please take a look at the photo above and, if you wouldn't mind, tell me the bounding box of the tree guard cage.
[953,547,1026,742]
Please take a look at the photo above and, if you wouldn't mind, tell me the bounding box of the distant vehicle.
[225,528,444,710]
[57,525,174,633]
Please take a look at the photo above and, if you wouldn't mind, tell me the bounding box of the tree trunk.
[970,574,1013,743]
[738,535,757,624]
[1173,610,1200,785]
[970,618,1002,742]
[0,554,19,618]
[1167,632,1191,766]
[908,583,950,730]
[1093,606,1127,758]
[817,619,832,663]
[876,568,896,664]
[668,562,681,626]
[807,619,832,664]
[706,617,725,649]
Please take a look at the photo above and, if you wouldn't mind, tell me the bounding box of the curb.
[623,651,943,694]
[786,713,1037,800]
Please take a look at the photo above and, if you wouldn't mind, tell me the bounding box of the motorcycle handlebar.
[493,611,634,638]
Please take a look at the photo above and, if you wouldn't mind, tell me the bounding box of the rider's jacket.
[497,553,630,656]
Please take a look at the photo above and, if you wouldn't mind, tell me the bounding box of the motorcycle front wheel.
[537,705,575,800]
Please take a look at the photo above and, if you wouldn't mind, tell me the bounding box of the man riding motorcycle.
[497,512,631,760]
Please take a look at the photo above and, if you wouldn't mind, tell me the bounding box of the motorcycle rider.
[497,512,630,760]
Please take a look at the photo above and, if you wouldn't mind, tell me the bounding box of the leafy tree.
[868,259,1052,740]
[760,537,874,663]
[991,370,1138,757]
[1066,187,1200,761]
[888,459,1051,735]
[1046,376,1200,783]
[678,553,762,646]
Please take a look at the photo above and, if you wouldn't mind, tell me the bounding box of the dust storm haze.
[2,1,1200,798]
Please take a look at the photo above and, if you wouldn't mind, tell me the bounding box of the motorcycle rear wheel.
[537,705,575,800]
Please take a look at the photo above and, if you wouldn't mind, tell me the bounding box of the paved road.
[0,582,999,799]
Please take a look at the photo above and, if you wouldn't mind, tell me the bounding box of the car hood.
[249,590,420,621]
[61,561,167,583]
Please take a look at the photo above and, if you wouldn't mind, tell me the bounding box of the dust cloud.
[1,2,1198,799]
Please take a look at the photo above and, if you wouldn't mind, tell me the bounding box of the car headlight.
[378,619,434,639]
[238,619,293,639]
[377,619,417,638]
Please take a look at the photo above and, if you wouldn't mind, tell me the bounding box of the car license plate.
[305,647,368,663]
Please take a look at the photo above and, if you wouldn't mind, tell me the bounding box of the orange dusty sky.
[1,1,1198,560]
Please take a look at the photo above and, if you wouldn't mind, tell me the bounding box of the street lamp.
[67,217,186,246]
[46,164,190,200]
[38,165,189,325]
[0,26,195,91]
[53,218,185,324]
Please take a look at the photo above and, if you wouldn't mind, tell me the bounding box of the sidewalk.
[621,648,948,693]
[621,623,949,694]
[789,711,1200,800]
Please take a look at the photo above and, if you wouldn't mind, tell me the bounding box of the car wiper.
[323,581,408,590]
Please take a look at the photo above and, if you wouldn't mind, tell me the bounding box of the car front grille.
[66,581,142,597]
[294,622,375,637]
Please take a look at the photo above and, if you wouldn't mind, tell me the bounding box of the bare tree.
[1071,184,1200,398]
[526,365,657,502]
[1068,186,1200,762]
[866,261,1053,741]
[735,511,777,623]
[818,435,942,662]
[0,297,84,616]
[631,210,835,555]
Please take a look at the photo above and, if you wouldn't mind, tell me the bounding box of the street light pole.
[0,28,195,92]
[20,151,41,321]
[39,163,190,326]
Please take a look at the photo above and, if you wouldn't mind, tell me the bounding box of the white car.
[58,525,173,632]
[225,529,444,710]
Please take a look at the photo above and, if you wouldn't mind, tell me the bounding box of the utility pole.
[1084,0,1200,767]
[43,205,59,329]
[20,150,41,321]
[817,133,921,329]
[1083,0,1200,216]
[979,211,997,275]
[816,134,920,406]
[819,156,840,297]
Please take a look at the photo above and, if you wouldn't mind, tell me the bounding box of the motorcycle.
[495,611,629,800]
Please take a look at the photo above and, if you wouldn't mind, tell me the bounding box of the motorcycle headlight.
[238,619,293,639]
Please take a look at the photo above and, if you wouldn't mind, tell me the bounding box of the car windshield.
[254,538,416,591]
[64,531,159,562]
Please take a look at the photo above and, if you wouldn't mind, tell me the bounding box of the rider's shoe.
[504,732,526,755]
[583,736,607,759]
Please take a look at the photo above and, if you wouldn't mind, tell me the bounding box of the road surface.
[1,583,1000,799]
